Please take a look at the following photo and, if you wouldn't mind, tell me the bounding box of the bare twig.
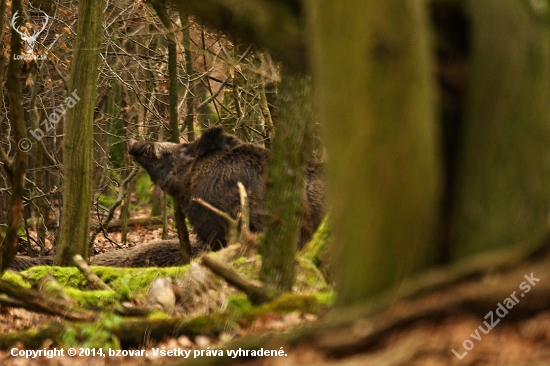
[0,145,11,174]
[89,167,139,246]
[196,44,253,110]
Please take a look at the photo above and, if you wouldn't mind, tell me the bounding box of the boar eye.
[143,145,152,156]
[181,148,190,157]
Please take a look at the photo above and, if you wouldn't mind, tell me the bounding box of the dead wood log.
[10,238,207,271]
[0,279,96,322]
[39,215,174,231]
[0,312,218,350]
[99,214,174,232]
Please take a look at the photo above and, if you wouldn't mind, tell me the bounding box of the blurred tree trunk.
[448,0,550,260]
[259,68,313,291]
[0,0,28,273]
[56,0,102,265]
[306,0,441,304]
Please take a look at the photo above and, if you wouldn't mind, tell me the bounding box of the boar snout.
[127,139,138,155]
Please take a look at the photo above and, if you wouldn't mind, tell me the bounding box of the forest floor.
[2,210,550,365]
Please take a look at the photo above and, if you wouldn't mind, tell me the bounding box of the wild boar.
[129,127,325,249]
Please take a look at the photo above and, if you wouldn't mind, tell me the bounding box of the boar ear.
[196,127,227,157]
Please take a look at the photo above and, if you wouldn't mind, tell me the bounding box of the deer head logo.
[11,10,49,52]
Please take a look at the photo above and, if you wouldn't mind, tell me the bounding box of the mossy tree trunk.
[306,0,441,305]
[56,0,103,265]
[448,0,550,260]
[0,0,28,273]
[259,68,313,291]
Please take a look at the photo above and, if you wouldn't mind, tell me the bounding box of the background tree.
[55,0,103,265]
[0,0,29,273]
[150,0,192,263]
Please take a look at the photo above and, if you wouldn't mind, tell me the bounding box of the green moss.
[229,256,261,279]
[23,266,189,290]
[22,266,88,288]
[20,265,190,306]
[63,314,122,350]
[2,271,31,288]
[258,293,322,314]
[299,215,330,268]
[312,291,335,306]
[226,294,254,313]
[295,257,329,292]
[63,288,117,307]
[98,194,117,209]
[231,293,330,327]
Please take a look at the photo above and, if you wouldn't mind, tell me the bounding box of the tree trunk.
[0,0,28,273]
[56,0,103,265]
[449,0,550,260]
[306,0,441,304]
[259,68,313,291]
[151,0,193,264]
[180,13,196,142]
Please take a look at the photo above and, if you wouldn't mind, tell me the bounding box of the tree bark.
[449,0,550,260]
[151,0,193,264]
[179,13,196,142]
[259,68,314,291]
[306,0,441,304]
[0,0,28,274]
[56,0,103,265]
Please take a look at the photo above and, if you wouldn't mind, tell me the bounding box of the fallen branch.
[0,279,97,322]
[201,255,279,304]
[73,254,112,291]
[0,292,323,350]
[11,238,204,271]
